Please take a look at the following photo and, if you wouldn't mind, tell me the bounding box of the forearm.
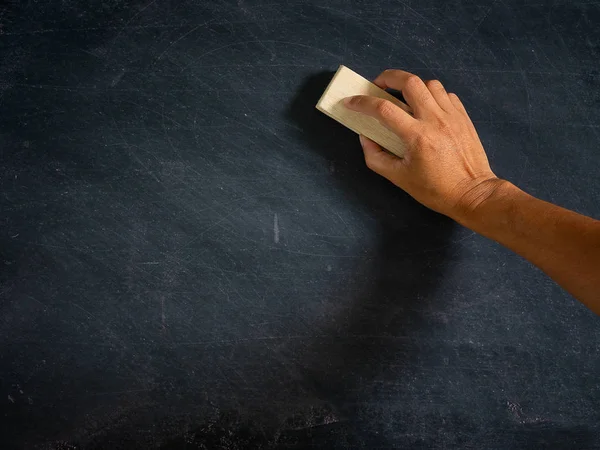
[456,181,600,312]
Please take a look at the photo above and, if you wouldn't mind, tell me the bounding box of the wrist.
[451,178,516,227]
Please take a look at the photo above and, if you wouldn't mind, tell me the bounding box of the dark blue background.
[1,0,599,448]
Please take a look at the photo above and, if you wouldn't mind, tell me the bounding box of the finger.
[424,79,453,112]
[359,135,405,181]
[373,70,439,116]
[343,95,416,137]
[448,93,479,136]
[448,93,468,116]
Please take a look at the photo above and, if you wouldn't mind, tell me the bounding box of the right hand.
[343,69,506,222]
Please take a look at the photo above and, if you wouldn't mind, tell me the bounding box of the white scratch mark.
[507,400,548,425]
[8,395,14,403]
[161,297,166,333]
[326,265,332,272]
[273,213,280,244]
[110,69,125,87]
[323,412,338,425]
[155,20,215,63]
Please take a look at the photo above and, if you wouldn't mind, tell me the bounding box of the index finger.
[374,70,439,116]
[343,95,417,138]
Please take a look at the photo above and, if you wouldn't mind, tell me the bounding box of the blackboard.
[1,0,599,448]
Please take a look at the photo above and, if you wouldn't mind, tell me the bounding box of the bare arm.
[343,69,600,313]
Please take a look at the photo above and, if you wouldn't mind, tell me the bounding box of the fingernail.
[342,97,353,107]
[359,135,366,146]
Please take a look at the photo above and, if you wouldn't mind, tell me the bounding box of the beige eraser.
[316,65,410,158]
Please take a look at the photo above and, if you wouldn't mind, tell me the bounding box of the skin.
[343,69,600,314]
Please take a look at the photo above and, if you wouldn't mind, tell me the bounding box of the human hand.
[343,69,506,222]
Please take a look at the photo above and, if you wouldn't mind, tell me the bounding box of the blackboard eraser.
[316,65,410,158]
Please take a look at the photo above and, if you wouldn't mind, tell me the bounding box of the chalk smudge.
[273,213,280,244]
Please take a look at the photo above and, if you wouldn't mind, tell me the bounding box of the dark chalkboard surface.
[1,1,599,448]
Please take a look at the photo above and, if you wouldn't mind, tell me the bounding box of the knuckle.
[375,99,395,119]
[449,93,461,104]
[413,132,429,149]
[382,68,402,79]
[436,117,451,132]
[410,126,428,147]
[426,79,445,92]
[405,75,422,90]
[448,93,465,110]
[364,155,376,170]
[419,90,433,105]
[363,151,380,171]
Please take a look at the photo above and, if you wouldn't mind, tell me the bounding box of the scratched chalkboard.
[1,0,600,448]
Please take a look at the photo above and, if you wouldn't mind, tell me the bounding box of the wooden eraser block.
[316,65,410,158]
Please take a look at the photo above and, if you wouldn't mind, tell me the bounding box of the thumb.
[359,135,405,181]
